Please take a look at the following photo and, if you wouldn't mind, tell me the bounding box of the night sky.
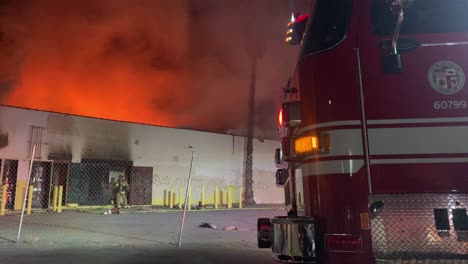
[0,0,307,139]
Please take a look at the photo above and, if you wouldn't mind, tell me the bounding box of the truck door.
[358,0,468,193]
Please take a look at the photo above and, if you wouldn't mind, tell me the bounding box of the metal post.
[169,186,174,209]
[65,163,71,205]
[17,145,36,243]
[188,186,192,211]
[53,186,58,212]
[177,150,195,247]
[289,166,298,216]
[47,162,54,211]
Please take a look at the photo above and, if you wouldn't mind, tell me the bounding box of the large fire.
[0,0,299,138]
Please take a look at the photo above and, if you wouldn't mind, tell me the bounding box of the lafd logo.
[428,61,465,95]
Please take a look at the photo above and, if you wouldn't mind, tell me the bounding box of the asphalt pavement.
[0,208,286,264]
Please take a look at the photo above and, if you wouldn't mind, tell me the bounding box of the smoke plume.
[0,0,303,139]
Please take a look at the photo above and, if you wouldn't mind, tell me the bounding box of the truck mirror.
[383,52,403,74]
[275,148,282,166]
[276,169,289,187]
[382,0,414,74]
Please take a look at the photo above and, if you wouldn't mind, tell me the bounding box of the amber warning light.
[295,135,318,154]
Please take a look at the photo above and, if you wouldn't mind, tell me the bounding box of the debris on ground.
[199,222,217,229]
[175,202,204,210]
[102,208,120,215]
[199,223,240,231]
[223,226,239,231]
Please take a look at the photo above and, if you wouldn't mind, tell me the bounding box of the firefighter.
[113,175,129,209]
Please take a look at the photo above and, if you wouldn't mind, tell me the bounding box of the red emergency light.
[278,108,283,127]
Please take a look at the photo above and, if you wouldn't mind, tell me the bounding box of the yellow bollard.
[214,187,219,209]
[27,185,33,215]
[239,186,243,209]
[169,187,174,209]
[53,186,58,212]
[0,185,7,216]
[227,186,232,209]
[188,186,192,210]
[57,186,63,213]
[201,186,205,207]
[179,187,183,209]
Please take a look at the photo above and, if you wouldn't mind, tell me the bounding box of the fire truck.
[257,0,468,263]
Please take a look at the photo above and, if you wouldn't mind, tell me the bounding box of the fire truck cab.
[258,0,468,263]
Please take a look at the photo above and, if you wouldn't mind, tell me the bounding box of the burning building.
[0,106,283,210]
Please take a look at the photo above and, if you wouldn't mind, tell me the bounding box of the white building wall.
[0,106,283,207]
[252,139,284,204]
[0,107,50,209]
[0,107,48,160]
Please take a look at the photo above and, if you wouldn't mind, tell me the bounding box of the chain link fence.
[0,106,286,249]
[0,152,286,247]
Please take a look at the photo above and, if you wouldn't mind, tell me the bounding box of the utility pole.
[244,57,257,205]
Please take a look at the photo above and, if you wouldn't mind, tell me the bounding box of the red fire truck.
[258,0,468,263]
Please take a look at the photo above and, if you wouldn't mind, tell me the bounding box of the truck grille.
[370,194,468,261]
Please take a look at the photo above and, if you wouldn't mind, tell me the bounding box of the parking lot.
[0,208,285,264]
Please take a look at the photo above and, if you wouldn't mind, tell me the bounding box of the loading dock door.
[130,166,153,205]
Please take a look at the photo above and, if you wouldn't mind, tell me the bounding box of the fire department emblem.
[428,61,465,95]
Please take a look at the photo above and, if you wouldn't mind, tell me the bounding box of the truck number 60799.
[433,101,467,110]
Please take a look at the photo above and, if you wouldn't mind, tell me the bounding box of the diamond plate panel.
[375,260,468,264]
[370,194,468,261]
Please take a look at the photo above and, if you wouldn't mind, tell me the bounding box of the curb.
[0,206,285,216]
